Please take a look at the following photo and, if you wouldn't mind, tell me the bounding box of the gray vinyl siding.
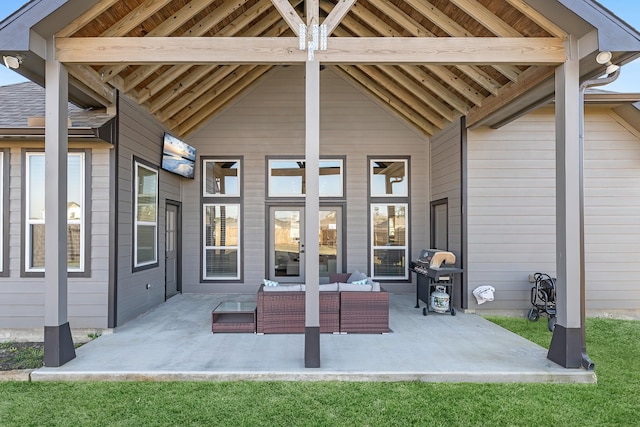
[467,105,640,315]
[115,96,182,325]
[185,65,428,294]
[0,146,111,328]
[430,120,463,259]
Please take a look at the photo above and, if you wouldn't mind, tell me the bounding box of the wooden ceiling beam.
[99,0,217,82]
[466,66,555,127]
[371,65,452,127]
[329,10,476,113]
[56,0,121,38]
[334,65,434,136]
[122,0,269,92]
[66,65,115,107]
[343,1,506,96]
[173,66,274,136]
[504,0,567,39]
[403,0,522,82]
[403,0,473,37]
[143,8,290,110]
[100,0,174,38]
[56,37,565,65]
[270,0,304,36]
[162,65,252,124]
[322,0,356,36]
[399,65,473,113]
[450,0,522,37]
[456,65,500,96]
[168,64,260,128]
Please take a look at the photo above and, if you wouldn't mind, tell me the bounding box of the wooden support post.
[304,0,321,369]
[44,37,76,367]
[548,36,582,369]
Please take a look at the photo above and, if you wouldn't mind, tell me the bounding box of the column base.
[547,324,583,368]
[44,322,76,367]
[304,326,320,368]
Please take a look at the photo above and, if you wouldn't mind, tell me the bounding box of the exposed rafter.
[50,0,568,139]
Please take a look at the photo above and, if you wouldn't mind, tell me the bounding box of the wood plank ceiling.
[57,0,566,137]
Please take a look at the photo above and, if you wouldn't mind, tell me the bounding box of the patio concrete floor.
[32,293,596,383]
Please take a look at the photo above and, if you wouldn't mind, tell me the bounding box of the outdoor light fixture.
[2,54,23,69]
[595,51,620,76]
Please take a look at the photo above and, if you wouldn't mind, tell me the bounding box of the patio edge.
[30,370,597,383]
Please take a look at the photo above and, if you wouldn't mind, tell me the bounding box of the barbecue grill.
[410,249,463,316]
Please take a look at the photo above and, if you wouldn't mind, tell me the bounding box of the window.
[268,158,343,197]
[370,160,408,197]
[371,204,408,279]
[202,157,243,281]
[203,160,240,197]
[203,204,240,279]
[134,160,158,269]
[369,158,410,280]
[25,152,85,272]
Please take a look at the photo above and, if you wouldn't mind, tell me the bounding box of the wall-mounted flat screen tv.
[161,132,196,179]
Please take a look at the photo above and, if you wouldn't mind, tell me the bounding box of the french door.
[269,206,342,283]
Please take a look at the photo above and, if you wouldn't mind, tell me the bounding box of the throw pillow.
[347,270,367,283]
[352,278,368,285]
[263,279,279,287]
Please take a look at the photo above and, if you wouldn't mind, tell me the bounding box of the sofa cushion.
[319,283,339,292]
[263,279,279,287]
[263,284,302,292]
[339,282,373,292]
[347,270,367,283]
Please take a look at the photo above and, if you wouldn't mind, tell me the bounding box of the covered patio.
[2,0,639,372]
[31,293,595,382]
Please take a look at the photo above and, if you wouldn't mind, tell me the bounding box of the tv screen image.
[161,132,196,179]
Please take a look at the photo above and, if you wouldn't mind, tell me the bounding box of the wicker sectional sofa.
[256,273,389,334]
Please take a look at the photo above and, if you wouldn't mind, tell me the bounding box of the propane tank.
[430,285,450,313]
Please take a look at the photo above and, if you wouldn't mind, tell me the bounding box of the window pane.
[67,224,81,269]
[270,160,304,196]
[372,205,406,246]
[205,205,239,246]
[204,161,239,196]
[136,225,156,264]
[319,160,342,197]
[30,224,45,269]
[373,249,406,277]
[205,249,238,277]
[371,161,407,196]
[67,155,82,220]
[135,162,158,267]
[28,155,45,220]
[319,210,338,278]
[27,153,84,272]
[137,167,157,223]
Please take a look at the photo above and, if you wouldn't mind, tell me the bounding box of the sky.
[0,0,639,92]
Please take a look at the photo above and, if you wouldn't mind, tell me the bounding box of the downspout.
[577,64,620,371]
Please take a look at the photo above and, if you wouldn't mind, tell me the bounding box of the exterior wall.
[184,65,428,294]
[430,119,463,258]
[467,105,640,316]
[0,145,111,329]
[116,96,182,325]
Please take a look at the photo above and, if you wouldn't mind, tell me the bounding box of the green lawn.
[0,317,638,426]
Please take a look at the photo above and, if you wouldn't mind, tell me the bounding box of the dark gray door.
[165,202,180,298]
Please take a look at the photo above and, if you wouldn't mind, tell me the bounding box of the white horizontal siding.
[467,106,640,315]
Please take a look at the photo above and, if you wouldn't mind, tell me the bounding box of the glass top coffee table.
[211,301,256,333]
